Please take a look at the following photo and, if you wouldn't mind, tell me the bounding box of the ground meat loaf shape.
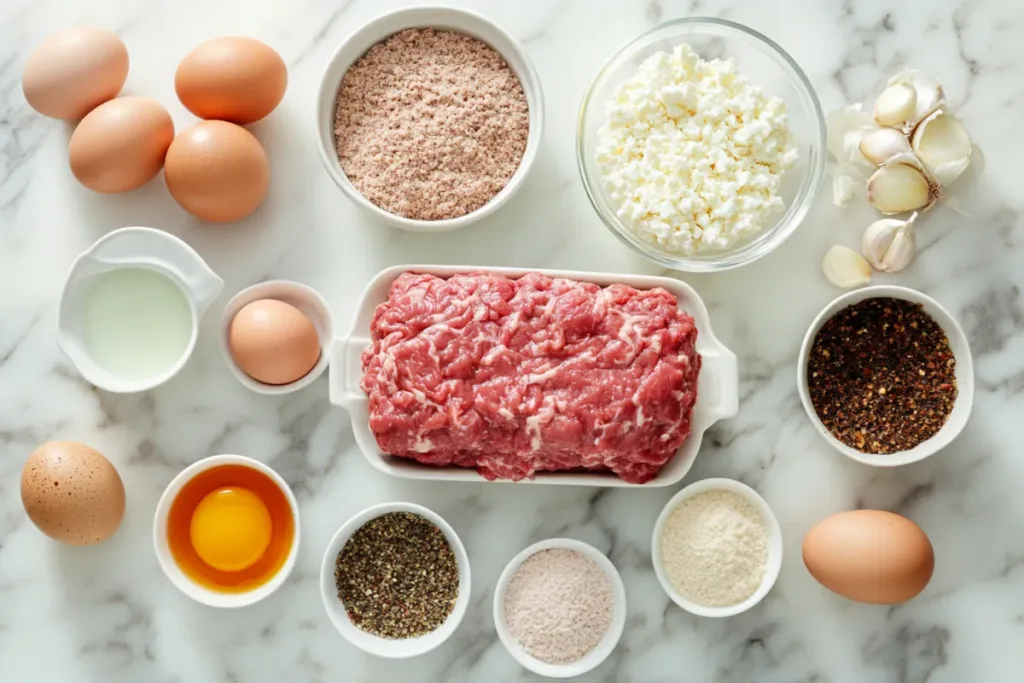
[360,272,702,484]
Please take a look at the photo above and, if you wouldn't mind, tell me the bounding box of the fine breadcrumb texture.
[504,549,614,665]
[659,490,768,607]
[333,28,530,221]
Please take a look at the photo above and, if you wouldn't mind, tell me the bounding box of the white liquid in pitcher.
[83,267,193,380]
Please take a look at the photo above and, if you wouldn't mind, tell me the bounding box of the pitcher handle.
[87,227,224,312]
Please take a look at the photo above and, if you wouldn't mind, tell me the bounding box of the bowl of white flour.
[577,17,826,272]
[651,477,783,617]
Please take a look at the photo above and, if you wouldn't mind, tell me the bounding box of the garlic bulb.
[886,70,945,130]
[867,161,936,214]
[911,110,973,187]
[822,245,872,289]
[862,214,918,273]
[858,127,912,165]
[873,83,917,128]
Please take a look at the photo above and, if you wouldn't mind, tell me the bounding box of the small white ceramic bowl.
[797,285,975,467]
[493,538,627,678]
[153,454,300,609]
[652,478,783,618]
[319,502,471,659]
[220,280,333,395]
[315,6,544,232]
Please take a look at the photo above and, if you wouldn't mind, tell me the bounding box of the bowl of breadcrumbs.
[316,7,544,232]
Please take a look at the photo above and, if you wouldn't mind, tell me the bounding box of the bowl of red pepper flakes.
[797,286,974,467]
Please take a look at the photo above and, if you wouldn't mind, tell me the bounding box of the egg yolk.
[189,487,272,572]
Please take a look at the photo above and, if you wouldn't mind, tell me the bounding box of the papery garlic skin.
[828,104,877,169]
[862,214,918,273]
[911,110,973,187]
[886,70,946,130]
[859,127,913,165]
[873,83,917,128]
[833,174,858,207]
[867,162,936,214]
[822,245,872,289]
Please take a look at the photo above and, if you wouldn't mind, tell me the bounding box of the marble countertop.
[2,0,1023,681]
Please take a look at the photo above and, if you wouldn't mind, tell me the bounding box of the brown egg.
[21,441,126,545]
[229,299,321,385]
[22,27,129,121]
[802,509,934,605]
[164,121,270,223]
[68,97,174,193]
[175,37,287,124]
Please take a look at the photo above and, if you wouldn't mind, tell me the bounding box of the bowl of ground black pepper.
[798,286,974,466]
[319,502,470,658]
[316,7,543,232]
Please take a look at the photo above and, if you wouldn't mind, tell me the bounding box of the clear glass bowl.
[577,18,827,272]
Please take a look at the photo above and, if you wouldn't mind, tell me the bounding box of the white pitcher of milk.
[58,227,224,393]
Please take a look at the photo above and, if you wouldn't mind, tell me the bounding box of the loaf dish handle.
[702,345,739,422]
[328,337,367,410]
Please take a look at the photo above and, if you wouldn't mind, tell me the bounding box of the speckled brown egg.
[21,441,126,545]
[164,120,270,223]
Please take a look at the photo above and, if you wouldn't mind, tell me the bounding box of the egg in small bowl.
[154,454,298,607]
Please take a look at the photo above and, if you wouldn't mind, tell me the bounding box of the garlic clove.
[910,110,973,187]
[886,70,946,128]
[827,103,877,170]
[861,213,918,273]
[822,245,872,289]
[873,83,917,128]
[858,127,912,165]
[881,225,917,272]
[867,162,936,214]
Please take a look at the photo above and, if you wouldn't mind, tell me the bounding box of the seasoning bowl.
[318,502,471,659]
[153,454,300,609]
[797,285,974,467]
[577,17,826,272]
[493,538,627,678]
[220,280,333,395]
[651,478,783,618]
[315,6,544,233]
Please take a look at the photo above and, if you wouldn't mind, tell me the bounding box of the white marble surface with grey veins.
[1,0,1023,681]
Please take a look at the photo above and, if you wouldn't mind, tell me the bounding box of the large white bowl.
[315,6,544,232]
[153,454,300,609]
[797,285,974,467]
[319,502,471,659]
[651,478,783,618]
[328,264,739,487]
[493,538,627,678]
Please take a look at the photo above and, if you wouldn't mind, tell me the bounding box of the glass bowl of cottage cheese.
[578,18,826,272]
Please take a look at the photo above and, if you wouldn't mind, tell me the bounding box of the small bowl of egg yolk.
[153,454,299,608]
[220,280,333,396]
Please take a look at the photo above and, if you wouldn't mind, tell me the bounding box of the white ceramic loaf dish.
[328,265,738,488]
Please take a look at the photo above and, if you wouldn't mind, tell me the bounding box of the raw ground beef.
[360,272,701,484]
